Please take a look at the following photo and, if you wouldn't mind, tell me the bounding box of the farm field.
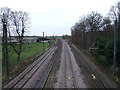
[2,42,49,82]
[8,43,49,67]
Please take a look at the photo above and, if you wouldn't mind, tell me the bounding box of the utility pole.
[113,19,118,75]
[82,30,84,49]
[53,34,54,42]
[43,32,44,51]
[2,16,9,76]
[113,6,119,75]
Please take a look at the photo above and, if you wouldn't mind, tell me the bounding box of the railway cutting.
[3,39,118,89]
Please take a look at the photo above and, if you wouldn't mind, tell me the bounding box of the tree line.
[71,2,120,70]
[71,11,115,48]
[0,7,30,75]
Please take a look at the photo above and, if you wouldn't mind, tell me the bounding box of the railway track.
[3,45,57,89]
[42,39,62,88]
[3,39,116,89]
[70,43,109,88]
[54,40,87,88]
[65,41,75,88]
[35,45,59,88]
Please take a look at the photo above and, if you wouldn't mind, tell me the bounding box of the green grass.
[2,43,49,76]
[2,41,56,83]
[8,43,49,67]
[2,42,49,83]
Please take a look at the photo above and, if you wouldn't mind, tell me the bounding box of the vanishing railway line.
[43,39,62,88]
[4,45,57,89]
[3,39,117,89]
[54,40,87,88]
[35,40,62,88]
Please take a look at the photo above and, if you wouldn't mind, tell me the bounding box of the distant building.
[23,36,38,43]
[8,37,18,43]
[8,36,52,44]
[36,37,51,43]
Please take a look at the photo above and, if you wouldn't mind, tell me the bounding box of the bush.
[105,40,114,64]
[94,37,120,67]
[93,52,111,67]
[98,55,111,67]
[105,39,120,66]
[95,37,108,55]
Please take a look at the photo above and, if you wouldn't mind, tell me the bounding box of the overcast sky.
[0,0,120,36]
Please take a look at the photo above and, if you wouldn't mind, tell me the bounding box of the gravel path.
[54,40,87,88]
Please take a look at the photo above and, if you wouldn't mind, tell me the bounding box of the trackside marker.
[91,74,96,79]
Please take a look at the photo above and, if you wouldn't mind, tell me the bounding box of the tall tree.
[86,11,103,45]
[9,11,29,61]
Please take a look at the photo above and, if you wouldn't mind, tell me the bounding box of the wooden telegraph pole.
[2,15,9,76]
[113,19,117,75]
[43,32,44,51]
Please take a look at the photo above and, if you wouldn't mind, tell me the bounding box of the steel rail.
[4,46,56,89]
[14,46,57,89]
[35,47,58,88]
[65,42,75,88]
[70,44,108,88]
[41,39,62,88]
[35,40,62,88]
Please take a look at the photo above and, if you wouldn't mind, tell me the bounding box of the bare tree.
[102,17,111,27]
[86,11,103,45]
[71,17,87,49]
[86,11,103,31]
[71,12,103,49]
[9,11,29,61]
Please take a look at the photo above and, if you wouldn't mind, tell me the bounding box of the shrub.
[94,37,120,67]
[105,40,114,64]
[95,37,108,55]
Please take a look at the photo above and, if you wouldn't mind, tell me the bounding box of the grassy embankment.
[2,42,52,83]
[8,43,48,67]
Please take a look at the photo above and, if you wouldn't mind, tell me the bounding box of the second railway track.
[70,43,109,88]
[35,39,62,88]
